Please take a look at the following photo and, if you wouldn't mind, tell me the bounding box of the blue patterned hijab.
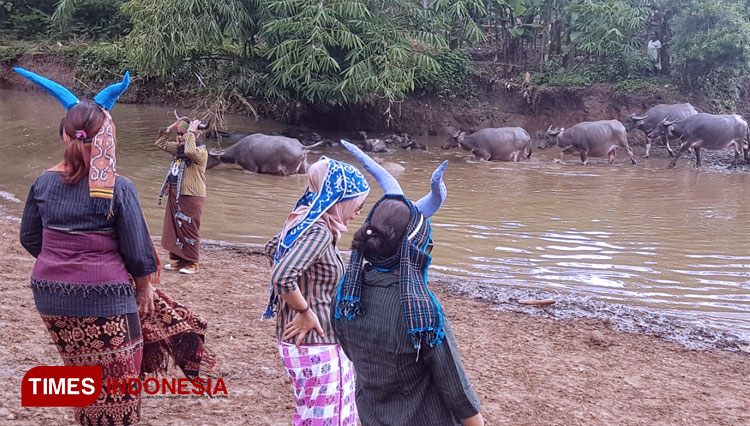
[262,157,370,319]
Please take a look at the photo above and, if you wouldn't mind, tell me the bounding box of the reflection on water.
[1,89,749,337]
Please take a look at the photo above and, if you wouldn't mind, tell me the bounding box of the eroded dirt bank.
[1,217,748,425]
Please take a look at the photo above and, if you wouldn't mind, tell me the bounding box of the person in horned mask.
[16,68,215,426]
[155,115,208,275]
[333,141,484,426]
[262,156,370,425]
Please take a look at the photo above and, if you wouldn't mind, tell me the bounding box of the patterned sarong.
[42,312,143,426]
[141,289,216,378]
[278,342,358,426]
[162,183,203,263]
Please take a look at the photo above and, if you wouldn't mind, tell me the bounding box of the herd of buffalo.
[205,103,750,175]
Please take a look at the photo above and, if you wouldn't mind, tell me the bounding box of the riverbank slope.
[1,217,748,425]
[0,50,707,138]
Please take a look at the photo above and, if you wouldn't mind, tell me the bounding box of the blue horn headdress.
[337,139,449,350]
[13,67,130,111]
[339,140,447,217]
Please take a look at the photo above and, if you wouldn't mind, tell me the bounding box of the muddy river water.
[1,89,748,340]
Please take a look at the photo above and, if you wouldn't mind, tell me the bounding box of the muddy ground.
[1,217,748,425]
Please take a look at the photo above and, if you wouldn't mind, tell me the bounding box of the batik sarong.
[278,342,358,426]
[141,289,216,378]
[162,183,203,263]
[42,312,143,426]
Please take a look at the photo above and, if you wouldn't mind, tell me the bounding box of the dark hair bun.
[351,199,411,259]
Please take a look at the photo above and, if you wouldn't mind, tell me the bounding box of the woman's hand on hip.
[283,310,325,346]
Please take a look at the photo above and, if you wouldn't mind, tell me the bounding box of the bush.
[614,78,659,94]
[695,71,741,113]
[670,0,750,83]
[532,71,592,87]
[75,43,131,84]
[588,53,651,82]
[0,46,27,63]
[415,48,473,96]
[55,0,131,41]
[9,10,50,40]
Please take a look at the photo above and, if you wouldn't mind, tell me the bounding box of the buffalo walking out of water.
[624,103,699,158]
[206,134,323,175]
[540,120,637,165]
[441,127,532,161]
[657,113,750,169]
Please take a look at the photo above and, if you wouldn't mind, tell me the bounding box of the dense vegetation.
[3,0,750,120]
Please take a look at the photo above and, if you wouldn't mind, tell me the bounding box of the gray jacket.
[332,266,481,426]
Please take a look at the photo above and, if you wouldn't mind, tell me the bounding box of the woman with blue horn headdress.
[333,141,485,426]
[16,68,215,426]
[262,156,370,425]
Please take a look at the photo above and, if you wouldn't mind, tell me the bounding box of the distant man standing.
[648,32,662,76]
[155,117,207,274]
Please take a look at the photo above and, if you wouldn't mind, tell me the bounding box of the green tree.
[262,0,445,107]
[566,0,649,58]
[431,0,487,48]
[670,0,750,83]
[119,0,261,76]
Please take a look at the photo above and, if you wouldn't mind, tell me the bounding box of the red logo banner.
[22,366,102,407]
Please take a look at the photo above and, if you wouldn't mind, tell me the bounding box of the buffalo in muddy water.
[206,134,323,175]
[205,130,250,143]
[624,103,699,158]
[373,157,405,175]
[539,120,637,165]
[441,127,532,161]
[656,113,750,169]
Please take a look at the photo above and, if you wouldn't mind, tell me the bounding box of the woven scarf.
[261,157,370,320]
[336,194,445,349]
[88,109,117,217]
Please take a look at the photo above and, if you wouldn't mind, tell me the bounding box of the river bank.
[0,50,707,137]
[1,217,749,425]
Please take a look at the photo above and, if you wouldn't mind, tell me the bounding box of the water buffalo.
[539,120,637,165]
[659,113,750,169]
[441,127,532,161]
[373,157,405,176]
[624,103,699,158]
[205,130,250,143]
[206,134,323,175]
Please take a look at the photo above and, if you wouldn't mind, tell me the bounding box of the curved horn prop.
[547,125,552,133]
[93,71,130,110]
[13,67,79,110]
[174,109,181,120]
[661,118,676,127]
[341,140,403,195]
[632,113,648,121]
[415,160,448,218]
[549,127,562,136]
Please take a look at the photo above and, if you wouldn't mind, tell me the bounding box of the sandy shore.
[0,217,748,425]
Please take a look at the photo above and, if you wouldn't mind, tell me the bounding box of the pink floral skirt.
[277,341,358,426]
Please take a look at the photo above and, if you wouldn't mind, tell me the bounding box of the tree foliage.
[262,0,445,105]
[566,0,649,57]
[670,0,750,82]
[6,0,750,115]
[120,0,260,76]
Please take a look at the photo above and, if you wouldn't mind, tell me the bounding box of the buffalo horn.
[661,118,676,127]
[174,109,208,130]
